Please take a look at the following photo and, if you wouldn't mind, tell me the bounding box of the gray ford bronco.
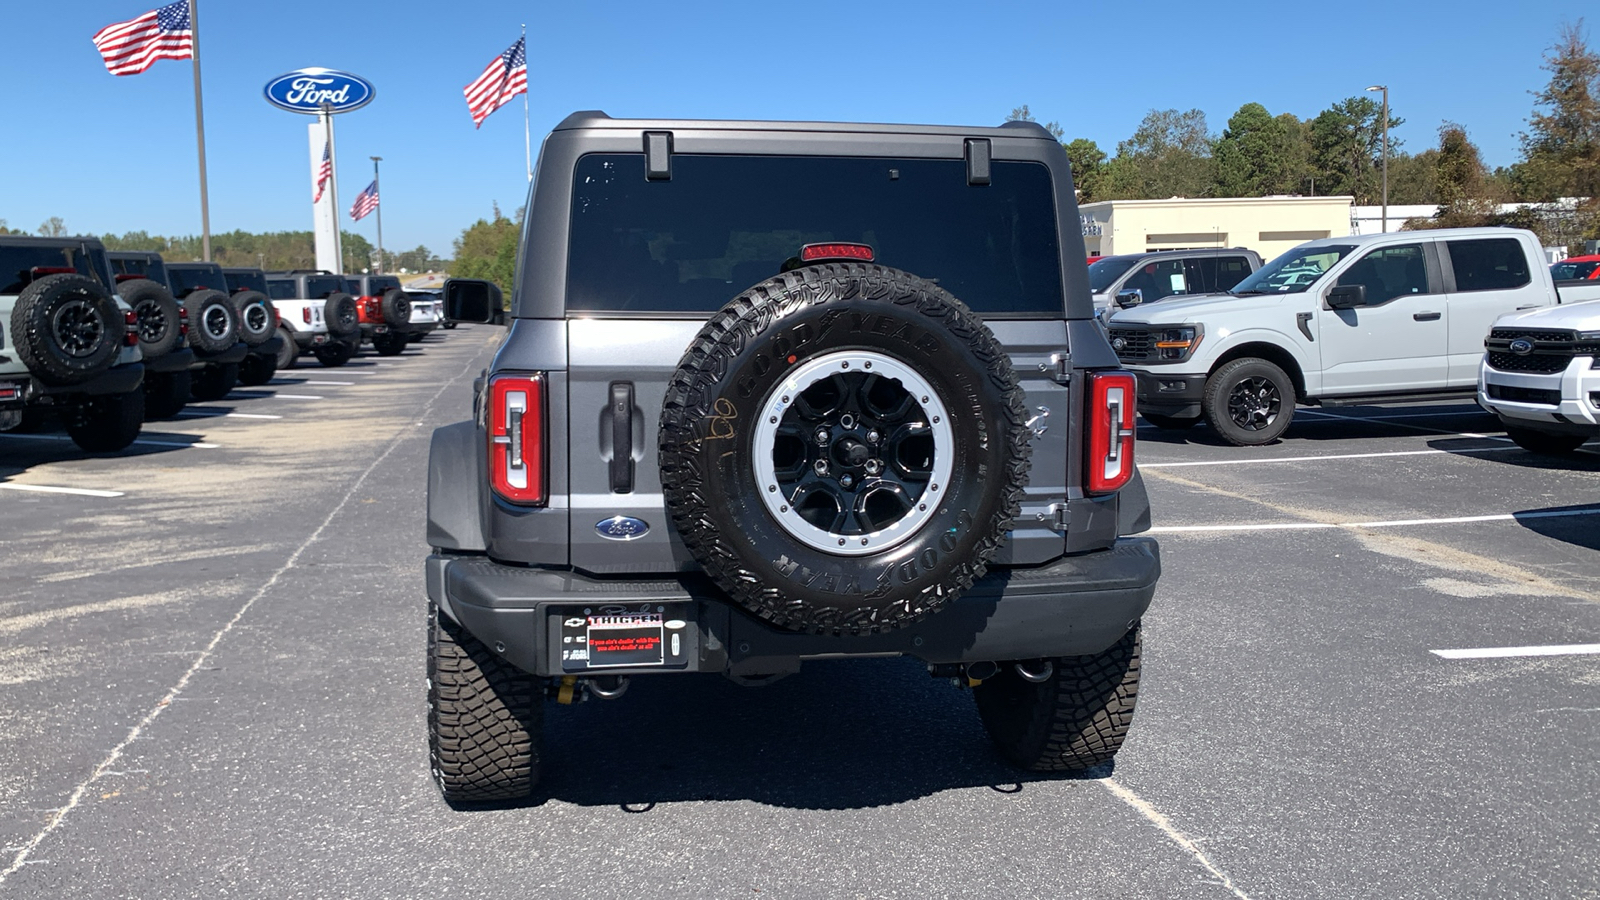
[426,112,1161,802]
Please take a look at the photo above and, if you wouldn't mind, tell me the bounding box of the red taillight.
[178,306,189,337]
[124,310,139,346]
[1086,371,1137,495]
[302,307,312,324]
[800,242,874,262]
[32,266,77,276]
[488,373,546,506]
[114,273,142,283]
[273,308,281,328]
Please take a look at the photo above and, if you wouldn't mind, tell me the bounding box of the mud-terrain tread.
[183,289,239,355]
[229,290,275,347]
[117,278,183,358]
[427,602,541,802]
[10,274,122,386]
[975,624,1141,772]
[658,262,1031,635]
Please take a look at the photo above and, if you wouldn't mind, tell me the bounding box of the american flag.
[92,1,194,77]
[463,36,527,128]
[313,142,332,203]
[349,180,379,221]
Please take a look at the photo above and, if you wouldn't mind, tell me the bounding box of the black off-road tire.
[143,370,191,419]
[372,332,408,356]
[427,602,542,803]
[184,289,238,355]
[190,362,239,402]
[975,623,1142,772]
[443,320,458,330]
[315,340,355,367]
[238,352,278,387]
[229,290,275,347]
[1202,357,1295,446]
[9,274,123,386]
[324,293,360,341]
[380,289,412,333]
[659,263,1031,635]
[116,278,183,359]
[274,326,298,370]
[62,389,145,453]
[1141,413,1201,431]
[1505,426,1588,456]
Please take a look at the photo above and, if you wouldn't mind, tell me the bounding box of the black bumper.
[191,342,248,367]
[144,347,196,374]
[249,335,285,359]
[426,538,1161,679]
[34,362,144,398]
[1135,370,1207,419]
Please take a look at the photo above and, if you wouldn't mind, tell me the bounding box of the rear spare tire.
[229,290,275,347]
[9,274,122,386]
[184,289,238,354]
[380,289,412,332]
[63,388,145,453]
[659,263,1030,635]
[324,293,360,341]
[116,278,183,359]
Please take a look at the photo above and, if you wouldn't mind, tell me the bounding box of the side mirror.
[443,278,506,325]
[1116,288,1144,308]
[1325,284,1367,309]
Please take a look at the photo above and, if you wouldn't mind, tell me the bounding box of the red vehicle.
[1551,255,1600,281]
[344,274,413,356]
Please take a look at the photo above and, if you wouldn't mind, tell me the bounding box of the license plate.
[374,325,389,334]
[557,603,693,672]
[312,334,327,345]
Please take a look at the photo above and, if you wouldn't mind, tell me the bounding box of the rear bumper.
[426,538,1160,679]
[1134,369,1207,418]
[249,335,285,359]
[191,342,248,366]
[287,328,331,350]
[30,362,145,399]
[144,347,196,374]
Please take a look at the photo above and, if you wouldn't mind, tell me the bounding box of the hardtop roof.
[552,110,1057,141]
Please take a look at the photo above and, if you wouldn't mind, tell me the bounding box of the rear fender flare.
[428,421,487,551]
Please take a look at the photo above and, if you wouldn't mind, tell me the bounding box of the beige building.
[1078,195,1355,261]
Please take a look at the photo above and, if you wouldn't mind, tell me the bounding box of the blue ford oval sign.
[263,68,375,115]
[595,516,650,541]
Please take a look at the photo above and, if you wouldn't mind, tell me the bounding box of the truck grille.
[1487,384,1561,405]
[1484,327,1596,374]
[1107,328,1153,361]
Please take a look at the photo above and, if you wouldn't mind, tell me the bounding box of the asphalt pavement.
[2,331,1596,899]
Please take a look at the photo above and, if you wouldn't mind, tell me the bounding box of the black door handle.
[1413,312,1441,321]
[609,382,634,493]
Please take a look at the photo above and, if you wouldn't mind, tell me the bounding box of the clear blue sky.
[0,0,1590,260]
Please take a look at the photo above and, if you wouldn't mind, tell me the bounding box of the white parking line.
[175,411,283,420]
[1432,643,1600,660]
[1147,507,1600,534]
[0,433,217,449]
[0,483,123,498]
[271,394,323,400]
[1141,447,1507,468]
[303,380,353,386]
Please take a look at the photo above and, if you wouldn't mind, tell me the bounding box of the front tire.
[1202,357,1295,446]
[62,389,145,453]
[428,602,542,803]
[1505,426,1588,456]
[975,624,1142,772]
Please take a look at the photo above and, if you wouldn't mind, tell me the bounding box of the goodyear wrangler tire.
[116,278,183,359]
[183,289,238,354]
[659,263,1030,635]
[229,290,275,347]
[10,274,122,387]
[428,601,542,802]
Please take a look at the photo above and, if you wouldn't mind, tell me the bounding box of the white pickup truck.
[1108,227,1600,444]
[1478,298,1600,455]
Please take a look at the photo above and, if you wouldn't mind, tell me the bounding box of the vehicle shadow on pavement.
[1514,502,1600,551]
[1426,437,1600,471]
[483,658,1111,812]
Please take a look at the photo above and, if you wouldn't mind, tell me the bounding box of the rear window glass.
[1551,260,1599,280]
[1447,238,1530,292]
[110,255,169,288]
[168,265,226,297]
[1087,256,1138,292]
[567,154,1064,315]
[266,280,298,300]
[304,276,345,299]
[368,276,401,293]
[224,270,268,294]
[0,245,109,295]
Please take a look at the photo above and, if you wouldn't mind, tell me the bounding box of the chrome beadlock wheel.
[753,350,953,557]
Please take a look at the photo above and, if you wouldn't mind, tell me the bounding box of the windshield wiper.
[1229,289,1270,296]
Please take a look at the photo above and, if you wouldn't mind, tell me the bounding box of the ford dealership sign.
[263,68,375,114]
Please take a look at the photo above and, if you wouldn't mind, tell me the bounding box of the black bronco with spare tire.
[2,236,147,451]
[425,112,1160,802]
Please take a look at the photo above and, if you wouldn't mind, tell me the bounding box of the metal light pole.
[370,156,384,274]
[1366,85,1389,232]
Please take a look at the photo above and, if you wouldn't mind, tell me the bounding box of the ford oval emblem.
[596,515,649,541]
[1508,338,1534,356]
[263,68,375,115]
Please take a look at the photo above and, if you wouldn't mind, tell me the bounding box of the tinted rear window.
[368,276,401,293]
[0,245,109,295]
[304,276,345,298]
[567,154,1064,315]
[1087,256,1138,292]
[266,280,298,300]
[1447,238,1530,292]
[1551,260,1599,280]
[168,265,226,297]
[224,270,268,294]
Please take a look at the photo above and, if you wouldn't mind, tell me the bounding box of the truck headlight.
[1151,325,1203,361]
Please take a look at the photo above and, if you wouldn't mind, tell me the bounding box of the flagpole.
[189,0,211,261]
[522,24,531,183]
[323,104,343,275]
[371,156,383,274]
